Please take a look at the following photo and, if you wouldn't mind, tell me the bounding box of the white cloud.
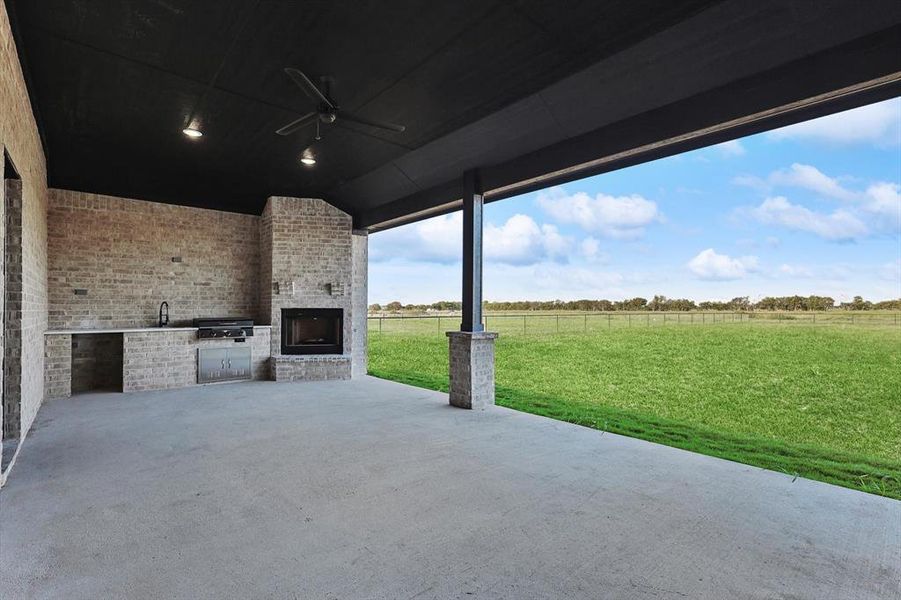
[484,214,572,265]
[732,174,770,192]
[687,249,759,281]
[369,212,459,264]
[716,139,746,157]
[769,163,858,201]
[411,213,461,262]
[580,236,600,257]
[823,264,853,281]
[777,264,814,278]
[863,181,901,224]
[370,212,572,266]
[579,236,606,263]
[880,259,901,283]
[527,263,626,294]
[536,186,660,239]
[748,196,868,241]
[767,98,901,147]
[737,163,900,236]
[768,261,897,283]
[540,225,571,257]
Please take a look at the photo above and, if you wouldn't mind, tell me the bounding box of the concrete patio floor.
[1,377,898,599]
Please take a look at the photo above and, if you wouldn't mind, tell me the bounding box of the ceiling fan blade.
[284,68,335,109]
[340,110,406,133]
[275,112,317,136]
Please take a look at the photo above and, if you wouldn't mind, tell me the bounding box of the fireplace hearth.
[281,308,343,355]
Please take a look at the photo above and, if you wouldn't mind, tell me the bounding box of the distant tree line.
[370,295,901,313]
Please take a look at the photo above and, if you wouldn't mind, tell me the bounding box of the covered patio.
[1,1,900,597]
[3,378,898,598]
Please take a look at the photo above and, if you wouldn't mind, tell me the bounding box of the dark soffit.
[6,0,901,227]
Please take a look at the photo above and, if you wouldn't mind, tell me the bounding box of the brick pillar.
[351,230,368,378]
[44,334,72,399]
[446,331,497,409]
[3,180,22,440]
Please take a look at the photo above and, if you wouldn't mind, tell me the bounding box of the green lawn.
[368,323,901,499]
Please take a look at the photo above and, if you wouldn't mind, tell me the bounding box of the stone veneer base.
[272,354,352,382]
[446,331,498,410]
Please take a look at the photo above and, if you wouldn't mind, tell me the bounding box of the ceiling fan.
[275,68,406,141]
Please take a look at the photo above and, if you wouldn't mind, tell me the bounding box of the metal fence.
[367,311,901,335]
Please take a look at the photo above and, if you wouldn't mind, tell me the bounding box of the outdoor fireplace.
[281,308,343,355]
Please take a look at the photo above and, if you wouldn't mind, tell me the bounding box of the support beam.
[461,169,484,333]
[448,169,496,409]
[354,27,901,231]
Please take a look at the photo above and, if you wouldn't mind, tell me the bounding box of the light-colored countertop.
[45,325,272,335]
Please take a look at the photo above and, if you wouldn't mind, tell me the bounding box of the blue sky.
[370,98,901,304]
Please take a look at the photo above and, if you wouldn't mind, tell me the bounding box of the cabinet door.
[226,347,252,380]
[198,348,229,383]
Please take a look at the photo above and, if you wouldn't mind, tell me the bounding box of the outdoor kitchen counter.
[45,326,272,335]
[43,327,273,398]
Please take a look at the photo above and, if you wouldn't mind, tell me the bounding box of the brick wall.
[260,197,356,362]
[259,204,272,325]
[43,334,70,399]
[272,355,352,381]
[2,0,50,469]
[43,195,368,391]
[3,180,22,437]
[48,189,260,330]
[0,164,5,431]
[20,170,47,439]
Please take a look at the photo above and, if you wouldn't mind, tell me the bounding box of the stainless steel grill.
[193,317,254,341]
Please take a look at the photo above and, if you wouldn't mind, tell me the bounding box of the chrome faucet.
[159,301,169,327]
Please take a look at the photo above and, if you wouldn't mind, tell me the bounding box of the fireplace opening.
[281,308,343,355]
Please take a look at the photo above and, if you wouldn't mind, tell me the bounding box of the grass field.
[368,322,901,499]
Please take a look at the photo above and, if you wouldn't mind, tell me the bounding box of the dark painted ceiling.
[7,0,901,227]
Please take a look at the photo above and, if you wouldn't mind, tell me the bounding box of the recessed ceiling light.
[182,127,203,138]
[300,156,316,166]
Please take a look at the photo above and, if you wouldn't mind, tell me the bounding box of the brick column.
[446,331,497,409]
[351,230,368,378]
[44,334,71,399]
[3,180,22,439]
